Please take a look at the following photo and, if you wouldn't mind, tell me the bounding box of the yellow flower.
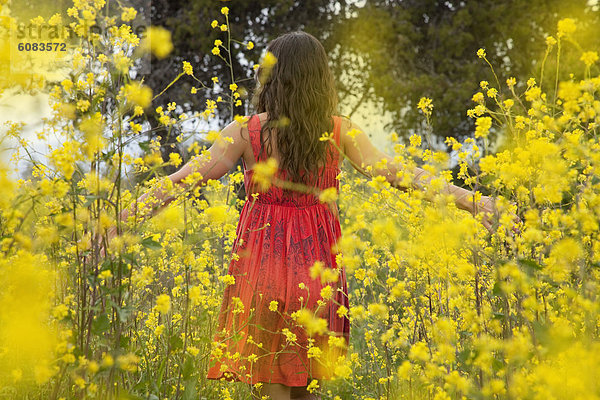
[409,134,422,147]
[231,297,244,314]
[74,376,86,389]
[580,51,598,67]
[307,379,320,393]
[48,13,62,26]
[247,41,254,50]
[142,26,173,59]
[506,77,516,87]
[525,86,541,101]
[234,115,250,126]
[169,152,182,167]
[212,77,219,84]
[368,303,388,320]
[154,324,165,336]
[417,97,433,116]
[121,7,137,21]
[229,83,238,92]
[77,99,90,112]
[557,18,576,37]
[307,346,322,359]
[128,121,141,133]
[309,261,324,280]
[320,285,333,300]
[101,354,114,367]
[503,99,514,109]
[486,88,497,98]
[182,61,193,75]
[221,7,229,15]
[214,39,223,47]
[546,36,557,46]
[319,187,338,203]
[333,357,352,378]
[218,274,236,286]
[220,24,228,31]
[98,270,112,280]
[292,309,328,336]
[212,47,220,55]
[477,48,486,58]
[211,20,218,28]
[409,341,430,362]
[155,294,171,314]
[262,51,277,68]
[336,305,348,318]
[282,328,297,343]
[472,92,484,103]
[61,79,73,93]
[475,116,492,138]
[269,300,278,312]
[88,361,99,373]
[252,157,278,191]
[124,81,152,109]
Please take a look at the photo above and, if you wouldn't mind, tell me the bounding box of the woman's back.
[242,113,343,209]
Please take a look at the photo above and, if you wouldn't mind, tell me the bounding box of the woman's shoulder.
[333,115,353,149]
[335,115,352,130]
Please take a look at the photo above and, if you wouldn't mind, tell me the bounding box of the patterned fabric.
[206,115,350,387]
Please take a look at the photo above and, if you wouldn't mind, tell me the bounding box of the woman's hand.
[82,226,118,265]
[476,195,522,236]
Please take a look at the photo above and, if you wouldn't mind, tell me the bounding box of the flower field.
[0,1,599,399]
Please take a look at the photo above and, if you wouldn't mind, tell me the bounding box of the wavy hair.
[251,31,339,194]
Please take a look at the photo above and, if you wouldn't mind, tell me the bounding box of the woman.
[109,31,505,400]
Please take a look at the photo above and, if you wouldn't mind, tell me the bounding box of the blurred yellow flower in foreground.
[140,26,173,59]
[252,157,278,191]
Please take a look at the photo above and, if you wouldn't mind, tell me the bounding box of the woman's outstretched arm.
[339,118,503,232]
[100,118,249,249]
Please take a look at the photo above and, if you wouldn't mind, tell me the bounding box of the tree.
[337,0,599,144]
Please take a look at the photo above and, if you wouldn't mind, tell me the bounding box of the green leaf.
[117,306,133,323]
[92,313,111,335]
[83,194,103,207]
[170,334,183,351]
[115,391,144,400]
[491,281,503,297]
[182,378,197,400]
[119,335,131,349]
[101,149,116,161]
[141,237,162,250]
[182,354,195,379]
[138,141,151,152]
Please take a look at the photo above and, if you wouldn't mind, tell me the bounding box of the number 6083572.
[17,42,67,51]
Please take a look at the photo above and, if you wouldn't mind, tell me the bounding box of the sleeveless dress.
[206,115,350,387]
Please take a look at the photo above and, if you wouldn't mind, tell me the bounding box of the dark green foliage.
[339,0,598,141]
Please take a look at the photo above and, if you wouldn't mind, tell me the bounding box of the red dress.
[206,115,350,387]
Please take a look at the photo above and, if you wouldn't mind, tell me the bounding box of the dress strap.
[247,114,262,163]
[332,116,341,168]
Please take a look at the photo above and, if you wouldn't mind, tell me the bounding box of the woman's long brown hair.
[251,31,339,194]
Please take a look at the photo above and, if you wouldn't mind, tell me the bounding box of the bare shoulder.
[257,112,268,125]
[217,116,254,146]
[336,115,358,154]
